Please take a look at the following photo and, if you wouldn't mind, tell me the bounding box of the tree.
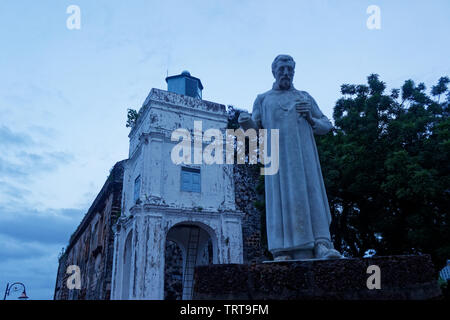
[227,79,449,269]
[126,108,139,128]
[316,74,450,269]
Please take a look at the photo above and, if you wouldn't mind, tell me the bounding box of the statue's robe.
[251,83,333,255]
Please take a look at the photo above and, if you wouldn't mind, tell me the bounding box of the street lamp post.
[3,282,29,300]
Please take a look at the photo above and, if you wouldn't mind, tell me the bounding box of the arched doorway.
[164,240,183,300]
[122,231,133,300]
[164,223,215,300]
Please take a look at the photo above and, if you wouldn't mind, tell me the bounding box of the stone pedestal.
[193,254,442,300]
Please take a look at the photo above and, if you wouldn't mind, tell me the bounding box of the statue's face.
[273,61,295,90]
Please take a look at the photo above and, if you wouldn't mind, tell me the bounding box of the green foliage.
[317,74,450,269]
[227,87,450,268]
[58,247,67,261]
[438,277,448,289]
[438,277,450,300]
[227,106,272,259]
[126,108,139,128]
[255,174,272,260]
[431,77,450,101]
[226,105,259,164]
[227,105,243,130]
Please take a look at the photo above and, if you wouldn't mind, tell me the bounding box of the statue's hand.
[238,111,251,124]
[238,111,258,130]
[295,100,315,126]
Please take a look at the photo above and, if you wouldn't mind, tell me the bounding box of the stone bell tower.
[110,71,244,300]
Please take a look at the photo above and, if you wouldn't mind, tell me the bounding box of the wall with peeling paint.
[111,88,244,300]
[54,160,125,300]
[55,86,267,300]
[122,89,236,215]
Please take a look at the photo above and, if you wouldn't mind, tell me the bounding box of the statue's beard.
[278,78,292,90]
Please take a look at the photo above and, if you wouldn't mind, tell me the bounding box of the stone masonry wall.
[53,160,126,300]
[194,255,443,300]
[234,164,269,264]
[164,241,184,300]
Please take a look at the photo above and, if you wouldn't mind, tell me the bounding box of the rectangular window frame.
[180,166,201,193]
[134,175,141,203]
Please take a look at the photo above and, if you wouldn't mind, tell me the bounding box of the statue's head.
[272,54,296,90]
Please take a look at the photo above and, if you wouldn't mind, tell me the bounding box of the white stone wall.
[111,207,243,300]
[122,88,236,216]
[111,88,244,300]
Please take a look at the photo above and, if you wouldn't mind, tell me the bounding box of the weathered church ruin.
[54,71,265,300]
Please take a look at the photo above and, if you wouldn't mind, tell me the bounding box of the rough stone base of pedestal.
[193,254,442,300]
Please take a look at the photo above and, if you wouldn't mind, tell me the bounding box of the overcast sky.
[1,0,449,300]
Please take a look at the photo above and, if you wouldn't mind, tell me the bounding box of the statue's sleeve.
[240,94,263,130]
[251,94,263,129]
[308,94,333,135]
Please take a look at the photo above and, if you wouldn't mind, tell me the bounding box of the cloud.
[0,249,62,300]
[0,234,53,261]
[0,125,35,147]
[0,206,85,300]
[27,125,58,139]
[0,181,31,201]
[0,151,74,183]
[0,125,74,184]
[16,150,74,172]
[0,157,28,179]
[0,207,84,247]
[0,124,82,296]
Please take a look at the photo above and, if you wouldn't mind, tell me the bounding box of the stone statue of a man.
[239,54,342,260]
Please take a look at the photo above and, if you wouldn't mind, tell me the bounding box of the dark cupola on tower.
[165,70,203,99]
